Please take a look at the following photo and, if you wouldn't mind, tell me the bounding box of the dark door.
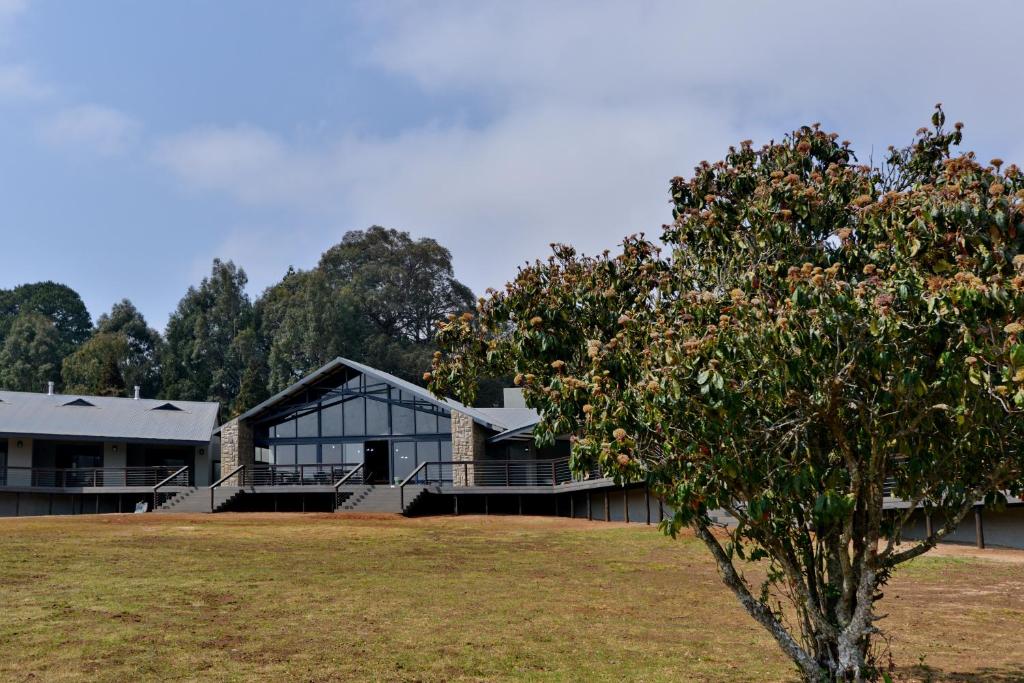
[363,440,390,484]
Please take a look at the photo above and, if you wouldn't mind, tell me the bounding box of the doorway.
[363,440,390,484]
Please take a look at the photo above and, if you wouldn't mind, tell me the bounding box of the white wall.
[103,442,126,469]
[6,437,32,486]
[194,444,211,486]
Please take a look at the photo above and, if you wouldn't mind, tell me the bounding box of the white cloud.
[153,0,1024,296]
[0,63,51,100]
[40,104,140,156]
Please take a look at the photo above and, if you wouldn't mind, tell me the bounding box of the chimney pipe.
[47,381,54,396]
[133,385,140,400]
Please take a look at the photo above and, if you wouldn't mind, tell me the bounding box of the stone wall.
[219,418,254,485]
[451,409,485,486]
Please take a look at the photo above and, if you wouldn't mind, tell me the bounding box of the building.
[0,385,218,516]
[207,357,647,517]
[2,357,1017,551]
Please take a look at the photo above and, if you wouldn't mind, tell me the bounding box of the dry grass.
[0,513,1021,682]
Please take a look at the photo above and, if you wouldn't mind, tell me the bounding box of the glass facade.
[259,371,454,483]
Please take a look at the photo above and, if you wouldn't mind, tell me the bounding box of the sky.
[1,0,1023,330]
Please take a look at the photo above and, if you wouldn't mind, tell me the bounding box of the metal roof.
[232,357,531,433]
[0,390,219,444]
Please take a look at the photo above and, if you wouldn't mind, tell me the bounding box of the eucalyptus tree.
[430,109,1024,681]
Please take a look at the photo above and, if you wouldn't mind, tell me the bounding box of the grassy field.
[0,514,1022,682]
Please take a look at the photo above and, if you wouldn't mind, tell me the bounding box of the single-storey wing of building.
[0,386,219,516]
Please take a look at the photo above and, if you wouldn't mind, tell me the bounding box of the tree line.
[0,226,481,417]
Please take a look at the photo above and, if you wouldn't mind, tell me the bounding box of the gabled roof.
[232,357,530,432]
[0,391,219,444]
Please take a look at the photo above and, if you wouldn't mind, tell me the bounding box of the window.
[438,415,451,433]
[343,398,365,436]
[365,397,388,435]
[440,440,452,462]
[415,407,438,434]
[273,444,296,466]
[321,402,343,437]
[392,441,416,482]
[274,419,297,439]
[297,411,318,438]
[417,441,439,465]
[343,443,364,466]
[392,402,415,435]
[321,443,344,464]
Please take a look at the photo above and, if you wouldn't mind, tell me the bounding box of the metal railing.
[398,457,607,511]
[209,464,245,512]
[242,463,361,487]
[333,463,369,510]
[0,466,189,489]
[152,466,191,510]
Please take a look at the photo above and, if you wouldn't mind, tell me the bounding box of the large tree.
[162,259,256,416]
[430,109,1024,681]
[0,311,64,392]
[61,299,163,397]
[319,226,475,345]
[0,281,91,359]
[255,227,487,399]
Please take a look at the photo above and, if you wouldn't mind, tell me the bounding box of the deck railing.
[0,466,190,489]
[398,457,606,511]
[242,463,361,487]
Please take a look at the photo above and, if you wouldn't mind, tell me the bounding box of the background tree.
[162,259,256,416]
[0,311,63,392]
[252,227,504,403]
[61,299,163,397]
[430,109,1024,681]
[0,281,91,359]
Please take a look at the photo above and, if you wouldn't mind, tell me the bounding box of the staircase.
[336,484,430,514]
[154,487,244,513]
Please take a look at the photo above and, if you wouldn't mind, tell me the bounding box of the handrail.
[333,462,365,490]
[399,461,430,512]
[1,466,187,488]
[209,464,245,512]
[152,465,190,511]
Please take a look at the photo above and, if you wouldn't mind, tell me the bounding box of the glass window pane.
[321,402,343,437]
[297,411,318,438]
[274,419,296,439]
[297,444,318,464]
[417,441,439,464]
[343,443,364,465]
[415,408,438,434]
[392,405,415,435]
[438,415,451,433]
[322,443,344,464]
[343,398,365,436]
[274,444,295,465]
[366,398,388,435]
[392,441,416,483]
[440,440,452,461]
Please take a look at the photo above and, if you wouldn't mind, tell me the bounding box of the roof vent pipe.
[47,381,54,396]
[133,386,140,400]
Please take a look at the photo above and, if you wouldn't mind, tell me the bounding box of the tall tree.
[0,281,91,358]
[254,228,483,400]
[61,299,163,397]
[319,226,475,344]
[0,312,63,392]
[430,109,1024,680]
[163,259,255,416]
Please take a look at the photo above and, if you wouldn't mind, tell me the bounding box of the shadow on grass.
[896,664,1024,682]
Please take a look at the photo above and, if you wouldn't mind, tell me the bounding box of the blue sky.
[1,0,1022,330]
